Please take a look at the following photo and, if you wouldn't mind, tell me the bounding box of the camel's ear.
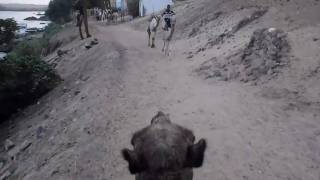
[185,139,207,168]
[122,149,146,174]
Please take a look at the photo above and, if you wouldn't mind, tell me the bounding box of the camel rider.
[162,4,175,31]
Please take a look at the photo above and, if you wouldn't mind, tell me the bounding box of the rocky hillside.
[167,0,320,110]
[134,0,320,104]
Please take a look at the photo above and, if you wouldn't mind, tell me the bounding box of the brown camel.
[122,111,207,180]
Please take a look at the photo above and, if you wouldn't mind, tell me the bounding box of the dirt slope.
[1,0,320,180]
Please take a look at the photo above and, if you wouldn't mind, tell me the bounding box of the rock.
[189,27,199,37]
[62,86,70,93]
[197,28,289,83]
[57,50,63,56]
[0,170,11,180]
[196,47,206,53]
[230,9,268,35]
[313,38,319,42]
[36,126,46,139]
[24,16,49,21]
[57,49,68,57]
[0,43,12,53]
[74,90,81,96]
[187,54,194,59]
[4,139,15,151]
[221,76,228,81]
[267,69,273,75]
[228,68,239,79]
[85,44,92,49]
[0,161,4,170]
[91,38,99,45]
[81,96,87,100]
[268,27,277,32]
[80,75,90,82]
[0,52,7,61]
[8,140,32,160]
[38,16,49,21]
[240,28,290,81]
[24,16,38,21]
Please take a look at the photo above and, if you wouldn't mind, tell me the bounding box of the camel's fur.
[122,112,207,180]
[147,15,161,48]
[162,16,176,56]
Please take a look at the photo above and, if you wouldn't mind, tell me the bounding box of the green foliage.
[46,0,113,24]
[0,18,18,45]
[46,0,73,23]
[0,25,62,121]
[41,23,63,55]
[127,0,140,17]
[43,23,62,40]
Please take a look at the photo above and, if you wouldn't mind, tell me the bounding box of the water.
[0,11,50,29]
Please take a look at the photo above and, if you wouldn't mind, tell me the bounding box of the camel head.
[122,111,207,180]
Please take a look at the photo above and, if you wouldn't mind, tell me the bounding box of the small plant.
[0,24,62,121]
[0,18,18,52]
[43,23,62,40]
[0,18,17,44]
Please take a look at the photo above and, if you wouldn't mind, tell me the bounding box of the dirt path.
[95,24,320,180]
[1,22,319,180]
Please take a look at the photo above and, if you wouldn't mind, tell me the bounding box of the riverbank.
[0,11,50,30]
[0,22,62,120]
[0,3,47,11]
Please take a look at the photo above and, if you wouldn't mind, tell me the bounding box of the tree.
[46,0,73,23]
[142,5,146,16]
[0,18,17,45]
[0,40,61,121]
[46,0,112,24]
[127,0,140,17]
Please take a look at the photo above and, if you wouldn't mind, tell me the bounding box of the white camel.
[147,15,161,48]
[161,15,176,56]
[100,9,108,22]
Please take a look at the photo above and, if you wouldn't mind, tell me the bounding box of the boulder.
[4,139,15,151]
[7,140,32,160]
[24,16,38,21]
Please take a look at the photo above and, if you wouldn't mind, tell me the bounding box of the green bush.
[43,23,63,41]
[0,39,61,121]
[41,23,63,56]
[0,18,18,52]
[0,18,17,45]
[127,0,140,17]
[46,0,73,24]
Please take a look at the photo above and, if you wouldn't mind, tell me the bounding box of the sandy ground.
[1,0,320,180]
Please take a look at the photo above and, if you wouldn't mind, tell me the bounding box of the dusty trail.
[1,21,319,180]
[95,24,320,180]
